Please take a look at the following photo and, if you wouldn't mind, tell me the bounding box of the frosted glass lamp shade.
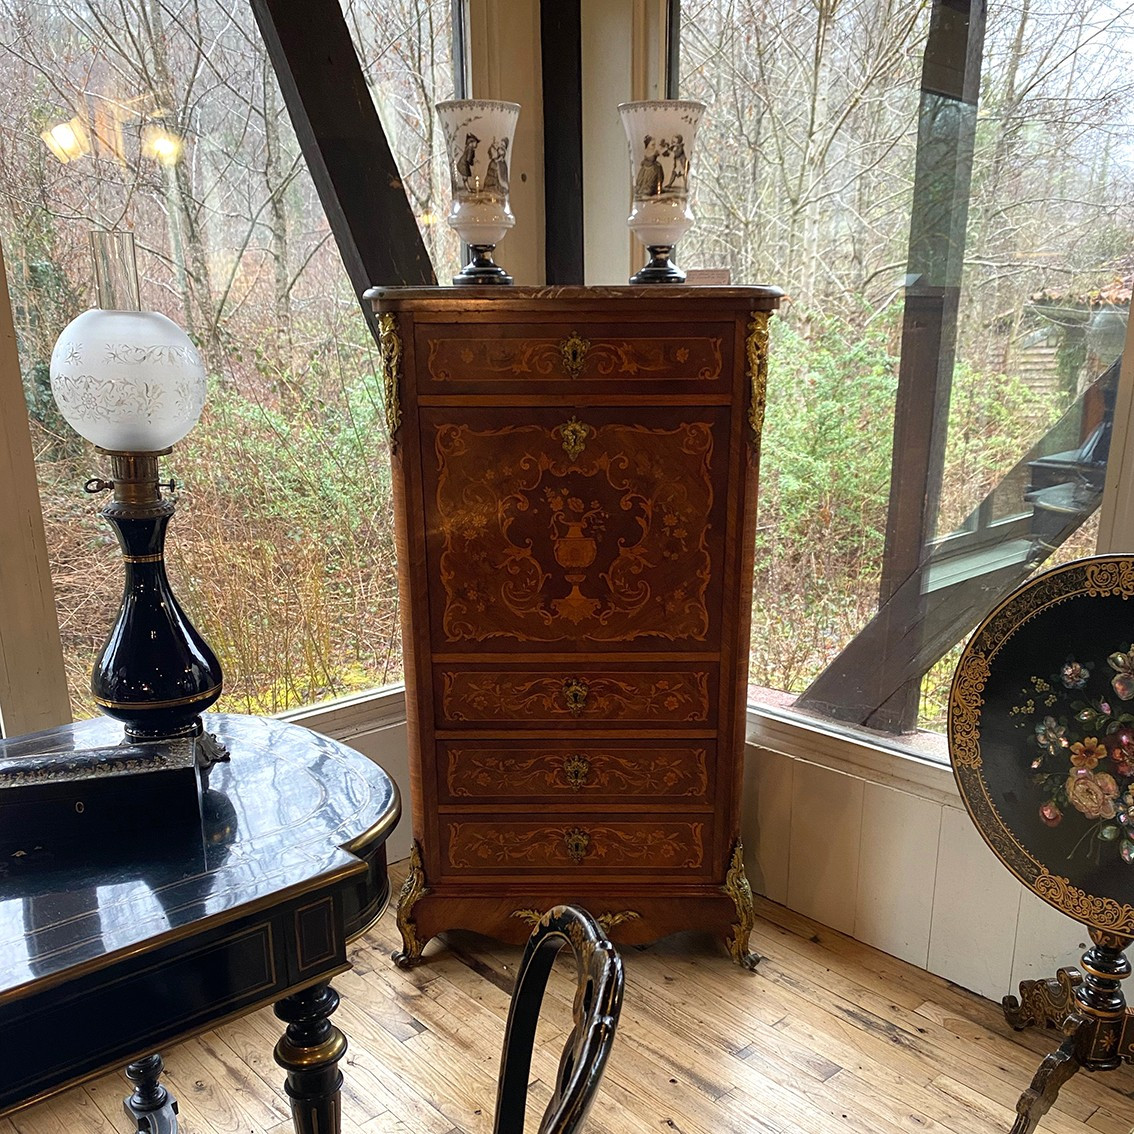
[50,308,207,451]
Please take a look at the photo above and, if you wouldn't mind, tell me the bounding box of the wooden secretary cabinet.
[367,285,782,967]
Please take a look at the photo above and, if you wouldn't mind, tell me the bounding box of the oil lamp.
[49,230,222,742]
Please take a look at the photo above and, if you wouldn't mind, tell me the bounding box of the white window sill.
[746,699,961,807]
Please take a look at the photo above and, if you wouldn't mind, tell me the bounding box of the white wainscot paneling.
[787,760,865,934]
[854,782,941,968]
[928,804,1022,1000]
[742,745,793,905]
[1010,888,1091,995]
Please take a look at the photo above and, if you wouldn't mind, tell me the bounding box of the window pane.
[681,0,1134,742]
[0,0,456,717]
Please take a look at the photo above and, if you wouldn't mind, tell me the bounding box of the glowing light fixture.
[141,124,184,166]
[40,117,91,164]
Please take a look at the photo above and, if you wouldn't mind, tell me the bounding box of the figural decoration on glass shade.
[437,99,519,285]
[49,230,222,743]
[618,100,705,284]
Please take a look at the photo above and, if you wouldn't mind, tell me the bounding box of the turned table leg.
[274,982,348,1134]
[123,1053,179,1134]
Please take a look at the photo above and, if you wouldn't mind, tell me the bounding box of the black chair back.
[494,905,624,1134]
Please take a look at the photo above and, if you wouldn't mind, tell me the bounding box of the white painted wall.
[742,712,1091,1002]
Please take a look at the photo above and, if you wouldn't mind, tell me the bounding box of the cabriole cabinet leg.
[393,841,429,968]
[723,841,761,971]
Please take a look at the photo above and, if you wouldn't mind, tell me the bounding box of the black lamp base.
[89,451,223,744]
[630,246,686,284]
[453,245,513,286]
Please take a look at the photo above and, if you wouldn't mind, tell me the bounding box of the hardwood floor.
[7,859,1134,1134]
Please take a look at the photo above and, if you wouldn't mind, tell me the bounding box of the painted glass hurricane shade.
[618,100,705,283]
[437,99,520,284]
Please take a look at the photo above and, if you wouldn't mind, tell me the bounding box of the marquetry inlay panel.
[441,742,711,802]
[419,324,726,386]
[442,820,707,874]
[437,668,713,726]
[426,411,727,647]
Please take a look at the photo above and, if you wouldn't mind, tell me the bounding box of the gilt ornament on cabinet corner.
[724,841,761,971]
[746,313,770,447]
[378,313,403,451]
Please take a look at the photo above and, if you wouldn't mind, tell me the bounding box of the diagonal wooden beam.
[249,0,436,337]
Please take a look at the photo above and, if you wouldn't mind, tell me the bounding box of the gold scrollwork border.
[1034,875,1134,936]
[745,313,770,449]
[511,908,640,933]
[949,556,1134,933]
[378,313,403,451]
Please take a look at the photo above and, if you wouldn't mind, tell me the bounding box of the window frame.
[5,0,1134,763]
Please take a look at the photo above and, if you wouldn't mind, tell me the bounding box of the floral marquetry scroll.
[424,330,724,384]
[443,743,710,801]
[439,668,712,726]
[947,555,1134,934]
[428,413,726,646]
[444,820,706,873]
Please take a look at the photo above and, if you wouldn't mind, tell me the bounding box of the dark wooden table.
[0,712,400,1134]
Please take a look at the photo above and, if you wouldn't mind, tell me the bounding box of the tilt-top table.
[0,712,400,1134]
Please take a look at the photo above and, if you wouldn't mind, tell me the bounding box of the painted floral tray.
[949,556,1134,933]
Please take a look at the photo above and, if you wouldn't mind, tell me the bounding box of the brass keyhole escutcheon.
[560,331,590,379]
[563,753,590,790]
[565,827,590,863]
[562,677,589,716]
[560,417,589,461]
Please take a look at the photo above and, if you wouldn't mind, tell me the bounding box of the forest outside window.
[0,0,459,719]
[679,0,1133,751]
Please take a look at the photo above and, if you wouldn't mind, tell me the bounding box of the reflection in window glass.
[0,0,457,716]
[681,1,1134,737]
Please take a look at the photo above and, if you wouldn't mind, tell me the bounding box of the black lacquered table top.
[949,556,1134,934]
[0,713,399,1002]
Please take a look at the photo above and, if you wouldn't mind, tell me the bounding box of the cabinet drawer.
[441,818,710,876]
[440,739,712,804]
[414,320,733,394]
[436,665,716,728]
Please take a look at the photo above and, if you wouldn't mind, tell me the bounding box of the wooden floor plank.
[9,858,1134,1134]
